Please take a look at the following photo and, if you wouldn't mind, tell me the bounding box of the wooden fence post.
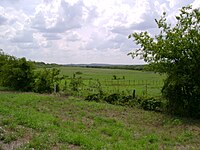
[145,80,148,97]
[133,90,136,99]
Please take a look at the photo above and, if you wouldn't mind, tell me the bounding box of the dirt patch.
[0,126,33,150]
[0,137,29,150]
[68,144,81,150]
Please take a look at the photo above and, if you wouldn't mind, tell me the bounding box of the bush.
[75,71,83,75]
[140,97,162,111]
[113,75,117,80]
[85,93,101,102]
[103,93,134,105]
[84,90,164,112]
[121,95,133,103]
[33,68,61,93]
[0,51,35,91]
[0,50,63,93]
[104,93,121,104]
[162,78,200,118]
[69,77,83,92]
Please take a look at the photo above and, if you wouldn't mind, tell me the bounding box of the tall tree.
[129,6,200,118]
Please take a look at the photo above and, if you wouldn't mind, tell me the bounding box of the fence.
[61,78,164,97]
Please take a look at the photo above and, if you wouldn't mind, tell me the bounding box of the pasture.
[0,92,200,149]
[58,66,165,96]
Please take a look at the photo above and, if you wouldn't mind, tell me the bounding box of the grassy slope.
[0,92,199,150]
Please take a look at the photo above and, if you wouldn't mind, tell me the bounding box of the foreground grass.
[0,92,199,150]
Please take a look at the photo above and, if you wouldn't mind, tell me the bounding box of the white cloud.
[31,0,85,33]
[11,30,34,43]
[192,0,200,8]
[0,0,198,64]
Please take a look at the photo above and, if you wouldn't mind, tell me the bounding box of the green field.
[0,92,199,149]
[58,66,165,96]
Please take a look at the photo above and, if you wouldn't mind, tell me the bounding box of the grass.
[0,92,200,149]
[57,66,165,96]
[59,66,164,81]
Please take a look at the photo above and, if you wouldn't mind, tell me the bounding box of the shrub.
[69,77,83,92]
[33,68,61,93]
[0,51,35,91]
[85,93,101,102]
[75,71,83,75]
[104,93,121,104]
[84,90,163,112]
[112,75,117,80]
[140,97,162,111]
[0,50,64,93]
[103,93,134,105]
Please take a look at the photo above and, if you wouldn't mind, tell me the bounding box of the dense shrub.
[69,77,83,92]
[0,50,63,93]
[103,93,135,106]
[84,90,163,112]
[33,68,61,93]
[0,51,34,91]
[162,78,200,117]
[140,97,162,111]
[104,93,121,104]
[85,93,101,102]
[75,71,83,75]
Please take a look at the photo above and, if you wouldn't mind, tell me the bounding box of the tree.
[0,50,63,93]
[128,6,200,118]
[0,51,35,91]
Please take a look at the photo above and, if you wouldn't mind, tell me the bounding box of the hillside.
[0,92,200,149]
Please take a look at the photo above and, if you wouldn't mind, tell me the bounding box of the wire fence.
[61,78,164,97]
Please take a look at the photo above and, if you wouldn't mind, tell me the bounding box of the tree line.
[84,65,145,71]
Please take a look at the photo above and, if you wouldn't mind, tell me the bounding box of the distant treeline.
[84,65,147,71]
[32,61,150,71]
[32,61,60,68]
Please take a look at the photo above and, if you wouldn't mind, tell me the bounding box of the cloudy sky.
[0,0,199,64]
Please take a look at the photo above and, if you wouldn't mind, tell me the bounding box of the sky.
[0,0,199,65]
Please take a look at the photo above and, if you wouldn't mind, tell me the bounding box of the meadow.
[0,92,200,150]
[58,66,165,97]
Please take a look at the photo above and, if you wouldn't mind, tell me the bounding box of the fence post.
[54,83,59,93]
[145,80,148,97]
[54,83,56,93]
[132,90,135,99]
